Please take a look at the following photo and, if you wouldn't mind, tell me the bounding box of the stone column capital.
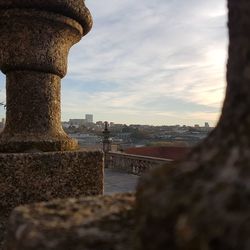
[0,0,92,77]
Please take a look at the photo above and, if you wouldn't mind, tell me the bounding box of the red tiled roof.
[124,146,190,161]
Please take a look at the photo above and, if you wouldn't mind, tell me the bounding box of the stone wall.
[106,152,172,175]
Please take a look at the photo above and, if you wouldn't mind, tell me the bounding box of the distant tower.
[102,121,112,168]
[102,121,111,153]
[205,122,209,128]
[85,114,93,123]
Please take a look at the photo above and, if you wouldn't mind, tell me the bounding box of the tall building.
[69,119,85,126]
[85,114,93,123]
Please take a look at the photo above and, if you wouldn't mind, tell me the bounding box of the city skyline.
[0,0,227,126]
[62,116,212,128]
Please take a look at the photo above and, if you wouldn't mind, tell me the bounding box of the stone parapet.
[5,193,135,250]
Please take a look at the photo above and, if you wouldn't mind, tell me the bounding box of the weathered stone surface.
[0,150,103,248]
[0,150,103,216]
[0,0,92,152]
[5,194,135,250]
[135,1,250,250]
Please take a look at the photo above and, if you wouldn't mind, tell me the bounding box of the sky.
[0,0,228,126]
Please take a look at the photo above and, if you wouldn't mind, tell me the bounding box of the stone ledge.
[5,193,135,250]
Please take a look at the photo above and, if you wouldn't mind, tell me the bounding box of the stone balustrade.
[106,152,173,175]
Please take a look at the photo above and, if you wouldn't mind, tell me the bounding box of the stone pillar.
[0,1,103,247]
[0,1,92,153]
[135,0,250,249]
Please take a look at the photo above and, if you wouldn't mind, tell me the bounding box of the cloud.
[63,0,227,126]
[0,0,228,126]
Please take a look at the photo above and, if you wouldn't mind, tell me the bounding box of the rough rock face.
[5,194,135,250]
[135,1,250,249]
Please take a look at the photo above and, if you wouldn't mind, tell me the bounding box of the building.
[65,114,94,128]
[85,114,93,123]
[69,119,86,127]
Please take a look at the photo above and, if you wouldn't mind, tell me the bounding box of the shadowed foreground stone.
[135,1,250,250]
[5,194,135,250]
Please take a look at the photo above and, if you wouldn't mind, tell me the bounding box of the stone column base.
[0,150,103,217]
